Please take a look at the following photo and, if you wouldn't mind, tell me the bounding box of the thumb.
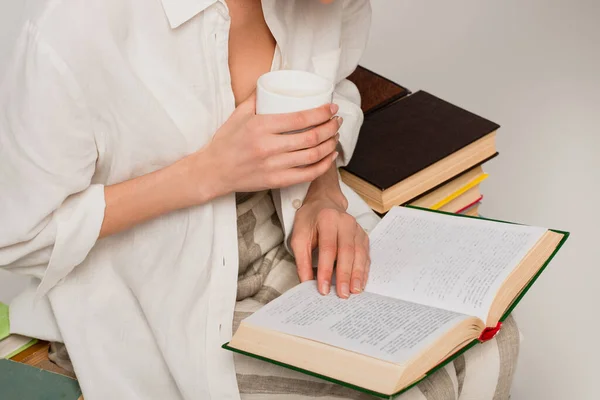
[224,91,256,130]
[239,91,257,115]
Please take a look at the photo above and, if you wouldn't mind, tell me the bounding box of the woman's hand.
[193,94,342,200]
[290,168,371,299]
[99,94,340,238]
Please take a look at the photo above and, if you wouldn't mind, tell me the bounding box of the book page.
[244,281,469,364]
[365,207,546,321]
[0,335,34,359]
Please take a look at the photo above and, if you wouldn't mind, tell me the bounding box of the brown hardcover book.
[341,91,499,213]
[347,66,410,115]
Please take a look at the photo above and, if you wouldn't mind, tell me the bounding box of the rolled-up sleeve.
[276,0,372,251]
[332,79,363,167]
[0,22,104,297]
[333,0,371,167]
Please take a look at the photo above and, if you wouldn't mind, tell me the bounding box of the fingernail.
[332,151,339,161]
[352,279,362,293]
[330,103,339,114]
[337,116,344,127]
[320,281,330,295]
[340,283,350,298]
[335,133,340,142]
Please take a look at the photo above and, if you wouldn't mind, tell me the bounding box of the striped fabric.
[235,190,301,304]
[233,191,520,400]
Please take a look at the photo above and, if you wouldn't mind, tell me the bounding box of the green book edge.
[223,207,570,398]
[1,301,40,359]
[223,340,480,399]
[4,339,39,360]
[0,302,10,340]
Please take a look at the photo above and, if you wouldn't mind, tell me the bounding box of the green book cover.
[0,302,10,341]
[2,338,39,360]
[0,359,82,400]
[223,207,570,399]
[0,302,38,359]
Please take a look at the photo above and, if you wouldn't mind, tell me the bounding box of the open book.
[226,207,568,398]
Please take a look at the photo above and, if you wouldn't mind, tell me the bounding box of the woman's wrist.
[304,164,348,210]
[178,147,227,208]
[99,148,226,238]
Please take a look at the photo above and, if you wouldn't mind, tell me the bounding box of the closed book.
[347,66,410,115]
[0,302,37,359]
[408,165,487,212]
[458,201,482,217]
[341,91,499,213]
[0,359,82,400]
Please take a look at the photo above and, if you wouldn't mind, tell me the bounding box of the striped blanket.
[233,190,520,400]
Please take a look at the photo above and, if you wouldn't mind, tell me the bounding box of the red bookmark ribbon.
[479,321,502,342]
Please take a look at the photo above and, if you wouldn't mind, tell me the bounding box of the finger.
[225,93,257,130]
[316,210,339,295]
[277,116,342,153]
[269,134,339,170]
[260,103,338,134]
[350,229,368,294]
[290,226,315,283]
[362,232,371,291]
[272,151,338,188]
[335,214,357,299]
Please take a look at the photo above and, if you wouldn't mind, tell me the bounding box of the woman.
[0,0,520,399]
[1,0,377,398]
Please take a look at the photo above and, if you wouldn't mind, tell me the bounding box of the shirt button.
[292,199,302,209]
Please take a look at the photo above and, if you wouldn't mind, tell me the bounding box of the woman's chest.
[227,0,276,105]
[86,1,341,185]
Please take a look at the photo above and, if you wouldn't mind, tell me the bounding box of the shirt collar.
[161,0,220,29]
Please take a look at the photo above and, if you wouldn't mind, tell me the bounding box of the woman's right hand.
[193,94,342,199]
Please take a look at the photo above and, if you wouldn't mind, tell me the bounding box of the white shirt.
[0,0,377,399]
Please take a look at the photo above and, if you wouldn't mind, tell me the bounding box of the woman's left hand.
[291,194,370,299]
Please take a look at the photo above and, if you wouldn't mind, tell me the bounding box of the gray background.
[1,1,598,399]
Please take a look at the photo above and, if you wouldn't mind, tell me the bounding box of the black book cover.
[343,91,500,191]
[347,66,410,115]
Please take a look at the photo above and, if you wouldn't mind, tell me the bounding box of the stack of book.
[344,66,498,216]
[1,302,81,398]
[226,67,571,398]
[226,70,570,397]
[1,357,82,399]
[0,302,37,360]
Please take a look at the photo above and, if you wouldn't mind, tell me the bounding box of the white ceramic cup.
[256,70,334,115]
